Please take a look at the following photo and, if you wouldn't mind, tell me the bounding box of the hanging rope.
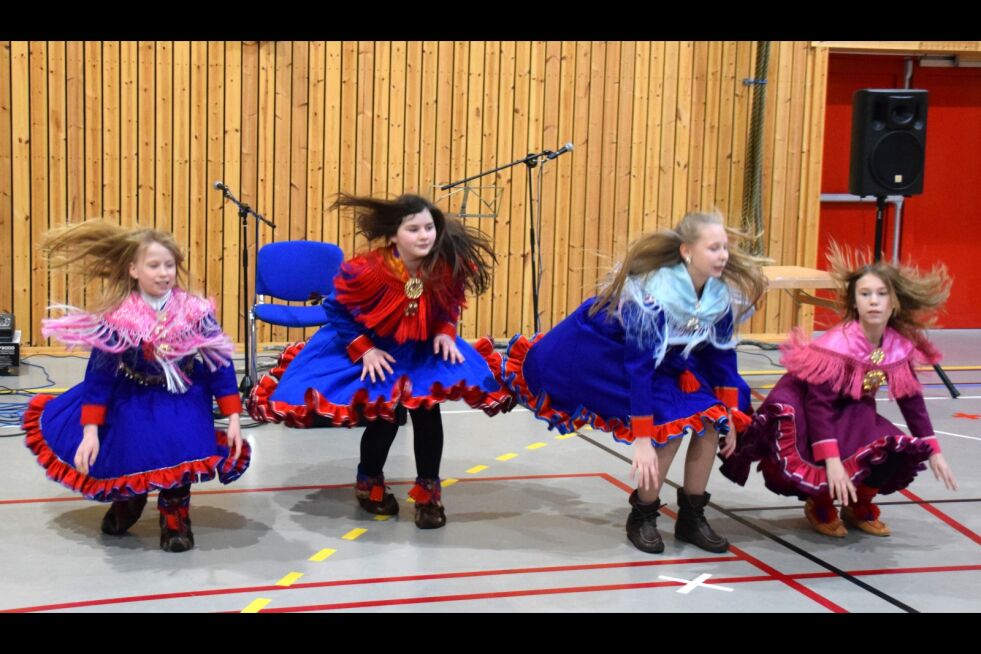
[741,41,770,256]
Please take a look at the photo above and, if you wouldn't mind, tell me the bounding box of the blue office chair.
[248,240,344,385]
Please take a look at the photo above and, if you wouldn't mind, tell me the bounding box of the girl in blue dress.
[492,211,767,553]
[24,221,250,552]
[250,194,511,529]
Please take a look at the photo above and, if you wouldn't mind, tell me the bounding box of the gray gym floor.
[1,330,978,613]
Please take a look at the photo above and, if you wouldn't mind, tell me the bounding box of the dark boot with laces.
[674,488,729,553]
[626,490,664,554]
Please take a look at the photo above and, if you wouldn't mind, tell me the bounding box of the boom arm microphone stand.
[213,181,276,397]
[441,143,573,335]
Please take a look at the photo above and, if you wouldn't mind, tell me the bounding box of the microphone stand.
[442,146,571,334]
[214,183,276,397]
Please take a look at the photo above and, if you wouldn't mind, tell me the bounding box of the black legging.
[360,405,444,479]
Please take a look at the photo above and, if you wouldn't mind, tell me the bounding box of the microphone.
[213,181,228,192]
[546,142,574,160]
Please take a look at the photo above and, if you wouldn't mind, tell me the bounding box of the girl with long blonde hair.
[24,220,250,552]
[489,210,768,554]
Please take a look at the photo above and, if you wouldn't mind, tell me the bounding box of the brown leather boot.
[101,494,148,535]
[626,490,664,554]
[674,488,729,553]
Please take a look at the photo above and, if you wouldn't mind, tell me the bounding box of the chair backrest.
[255,240,345,301]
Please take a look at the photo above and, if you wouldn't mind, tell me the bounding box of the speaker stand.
[873,196,959,399]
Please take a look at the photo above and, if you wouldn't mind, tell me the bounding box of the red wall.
[816,54,981,328]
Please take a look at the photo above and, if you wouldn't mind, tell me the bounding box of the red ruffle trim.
[248,339,515,429]
[765,402,934,495]
[501,334,731,445]
[23,395,251,503]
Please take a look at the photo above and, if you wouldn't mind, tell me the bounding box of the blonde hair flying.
[42,220,188,313]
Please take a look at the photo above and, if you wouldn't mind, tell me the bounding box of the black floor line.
[575,431,920,613]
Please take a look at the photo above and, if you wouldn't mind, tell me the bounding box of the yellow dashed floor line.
[496,452,518,461]
[309,548,336,562]
[525,442,547,450]
[275,572,304,587]
[466,464,488,474]
[241,598,271,613]
[342,528,368,541]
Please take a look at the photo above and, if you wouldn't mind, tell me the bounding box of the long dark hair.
[329,193,496,295]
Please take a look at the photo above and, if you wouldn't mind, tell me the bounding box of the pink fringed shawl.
[780,322,941,400]
[42,289,234,393]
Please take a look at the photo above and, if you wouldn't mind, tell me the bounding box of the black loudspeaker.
[849,89,928,197]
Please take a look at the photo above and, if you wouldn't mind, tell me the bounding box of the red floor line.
[248,579,728,613]
[0,473,610,506]
[728,544,848,613]
[1,555,740,613]
[237,573,811,613]
[9,561,978,614]
[258,564,981,614]
[751,389,768,402]
[898,489,981,546]
[787,564,981,581]
[596,473,846,613]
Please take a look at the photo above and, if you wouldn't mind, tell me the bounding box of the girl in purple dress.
[721,245,958,537]
[24,221,250,552]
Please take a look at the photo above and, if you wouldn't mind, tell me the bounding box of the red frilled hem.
[498,334,731,446]
[757,402,934,497]
[248,340,515,428]
[23,395,251,503]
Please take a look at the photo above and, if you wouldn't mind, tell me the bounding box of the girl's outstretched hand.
[75,424,100,475]
[434,334,465,364]
[630,437,659,492]
[825,456,857,506]
[361,348,396,383]
[226,413,243,461]
[929,452,958,491]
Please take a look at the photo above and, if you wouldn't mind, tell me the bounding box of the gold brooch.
[863,369,887,393]
[404,277,424,316]
[870,348,885,365]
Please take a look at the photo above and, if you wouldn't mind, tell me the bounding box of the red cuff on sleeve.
[435,322,457,339]
[811,439,840,461]
[217,394,243,417]
[714,386,740,409]
[80,404,107,426]
[920,435,941,455]
[346,334,376,362]
[630,415,654,440]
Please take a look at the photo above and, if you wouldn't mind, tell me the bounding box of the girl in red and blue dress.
[488,211,768,554]
[24,221,250,552]
[721,245,958,537]
[249,194,511,529]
